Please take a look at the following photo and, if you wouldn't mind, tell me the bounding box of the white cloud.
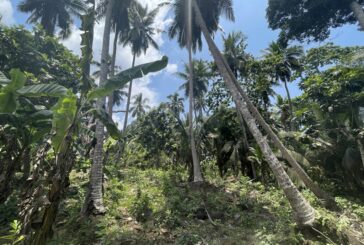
[61,25,82,56]
[166,63,178,73]
[0,0,15,26]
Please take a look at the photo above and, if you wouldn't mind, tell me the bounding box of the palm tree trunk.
[123,54,136,131]
[84,0,115,215]
[192,0,315,225]
[350,1,364,30]
[108,30,119,117]
[236,110,256,179]
[283,80,294,131]
[236,110,249,150]
[80,0,95,94]
[188,0,203,182]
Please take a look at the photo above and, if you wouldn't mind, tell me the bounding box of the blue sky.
[1,0,364,119]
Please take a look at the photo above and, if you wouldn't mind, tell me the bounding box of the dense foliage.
[1,0,364,244]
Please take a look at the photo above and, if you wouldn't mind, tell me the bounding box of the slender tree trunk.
[123,54,136,131]
[236,110,249,150]
[192,0,315,225]
[80,0,95,94]
[108,30,119,117]
[84,0,115,215]
[283,80,294,131]
[357,139,364,169]
[80,0,97,215]
[351,1,364,30]
[237,110,256,179]
[188,0,203,182]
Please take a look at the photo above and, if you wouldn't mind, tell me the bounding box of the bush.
[129,189,152,222]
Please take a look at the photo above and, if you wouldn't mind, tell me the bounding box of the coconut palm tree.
[84,0,115,216]
[177,60,210,118]
[121,3,160,131]
[222,31,250,78]
[130,93,151,119]
[167,93,185,116]
[169,0,227,182]
[172,0,318,225]
[263,42,303,130]
[18,0,86,38]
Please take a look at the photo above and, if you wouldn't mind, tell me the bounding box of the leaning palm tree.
[263,42,303,130]
[18,0,86,38]
[121,3,160,131]
[170,0,319,225]
[130,93,151,119]
[177,60,210,118]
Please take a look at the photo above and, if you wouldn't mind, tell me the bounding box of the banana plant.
[8,55,169,243]
[0,70,58,203]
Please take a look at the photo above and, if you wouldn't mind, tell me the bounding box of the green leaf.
[5,69,26,92]
[88,56,168,100]
[29,110,53,120]
[0,92,17,113]
[90,108,122,140]
[17,84,68,97]
[0,69,26,113]
[51,92,77,154]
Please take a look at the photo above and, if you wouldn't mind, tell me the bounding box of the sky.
[1,0,364,126]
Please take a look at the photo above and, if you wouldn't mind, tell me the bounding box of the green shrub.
[129,189,152,222]
[0,220,24,245]
[175,233,203,245]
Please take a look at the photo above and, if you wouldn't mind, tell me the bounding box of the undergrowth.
[39,163,362,245]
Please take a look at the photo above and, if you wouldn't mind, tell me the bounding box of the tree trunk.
[283,80,294,131]
[188,0,203,182]
[236,110,249,150]
[80,0,95,94]
[123,54,136,131]
[357,139,364,169]
[84,0,115,215]
[351,1,364,30]
[193,0,315,225]
[108,30,119,117]
[236,110,255,179]
[31,140,75,245]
